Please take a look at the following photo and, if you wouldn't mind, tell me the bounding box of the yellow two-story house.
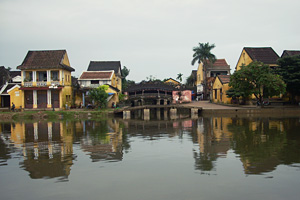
[17,50,75,109]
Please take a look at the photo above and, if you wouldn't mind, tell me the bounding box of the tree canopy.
[276,55,300,103]
[88,85,109,108]
[191,42,216,66]
[176,73,183,82]
[228,61,286,107]
[122,66,135,90]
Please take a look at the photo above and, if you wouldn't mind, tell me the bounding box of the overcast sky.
[1,0,299,82]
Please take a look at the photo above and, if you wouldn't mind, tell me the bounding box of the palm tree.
[191,42,216,99]
[191,42,216,66]
[176,73,183,83]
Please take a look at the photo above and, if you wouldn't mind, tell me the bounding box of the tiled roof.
[244,47,279,64]
[9,71,21,78]
[79,71,113,80]
[281,50,300,57]
[206,59,229,67]
[126,81,178,92]
[0,83,20,95]
[87,61,121,75]
[218,75,230,84]
[17,50,75,71]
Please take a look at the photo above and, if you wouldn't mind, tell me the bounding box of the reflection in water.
[81,119,125,162]
[0,116,300,181]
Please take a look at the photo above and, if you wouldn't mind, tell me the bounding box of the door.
[37,91,47,108]
[52,90,60,108]
[25,91,33,108]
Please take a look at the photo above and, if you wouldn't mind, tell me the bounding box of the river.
[0,116,300,200]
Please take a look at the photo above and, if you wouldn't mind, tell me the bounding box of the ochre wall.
[235,49,253,71]
[8,86,23,109]
[196,63,204,85]
[212,77,232,104]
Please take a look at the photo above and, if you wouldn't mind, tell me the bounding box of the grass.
[1,109,113,122]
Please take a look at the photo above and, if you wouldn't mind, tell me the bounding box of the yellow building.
[16,50,75,110]
[235,47,281,102]
[196,59,230,100]
[235,47,279,71]
[164,78,181,86]
[212,75,231,104]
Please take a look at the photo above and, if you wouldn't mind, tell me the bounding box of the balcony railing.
[36,81,47,87]
[24,82,33,87]
[51,81,60,86]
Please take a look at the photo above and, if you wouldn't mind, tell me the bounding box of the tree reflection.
[228,117,300,174]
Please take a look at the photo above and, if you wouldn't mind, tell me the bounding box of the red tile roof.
[79,71,113,80]
[244,47,279,64]
[17,50,75,71]
[218,75,230,84]
[205,59,229,67]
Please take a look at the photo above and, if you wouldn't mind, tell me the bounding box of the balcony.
[36,81,47,87]
[24,82,33,87]
[51,81,60,86]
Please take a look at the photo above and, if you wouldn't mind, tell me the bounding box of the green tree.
[176,73,183,82]
[186,74,196,86]
[191,42,216,98]
[121,66,134,90]
[88,85,109,108]
[228,61,286,107]
[276,55,300,104]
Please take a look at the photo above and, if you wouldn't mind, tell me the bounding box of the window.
[91,80,98,84]
[66,95,71,102]
[51,71,59,81]
[214,89,217,99]
[38,71,47,82]
[25,71,33,81]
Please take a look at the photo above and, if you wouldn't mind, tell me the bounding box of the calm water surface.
[1,116,300,200]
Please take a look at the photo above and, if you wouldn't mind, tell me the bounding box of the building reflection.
[14,121,74,180]
[1,116,300,179]
[192,116,300,175]
[192,117,232,172]
[0,118,125,180]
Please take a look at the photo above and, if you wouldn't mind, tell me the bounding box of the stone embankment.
[184,101,300,116]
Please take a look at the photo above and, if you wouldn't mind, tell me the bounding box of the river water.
[0,116,300,200]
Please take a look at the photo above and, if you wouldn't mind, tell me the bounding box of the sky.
[1,0,299,83]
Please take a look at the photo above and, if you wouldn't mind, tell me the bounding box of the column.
[191,108,198,119]
[123,110,131,119]
[156,108,161,120]
[143,109,150,120]
[82,92,85,107]
[47,90,52,108]
[170,108,177,120]
[33,90,37,108]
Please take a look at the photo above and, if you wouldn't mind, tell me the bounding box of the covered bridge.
[125,81,178,106]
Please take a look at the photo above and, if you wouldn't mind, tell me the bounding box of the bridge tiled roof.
[126,81,178,92]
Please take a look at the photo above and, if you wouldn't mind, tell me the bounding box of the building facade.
[196,59,230,100]
[17,50,75,109]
